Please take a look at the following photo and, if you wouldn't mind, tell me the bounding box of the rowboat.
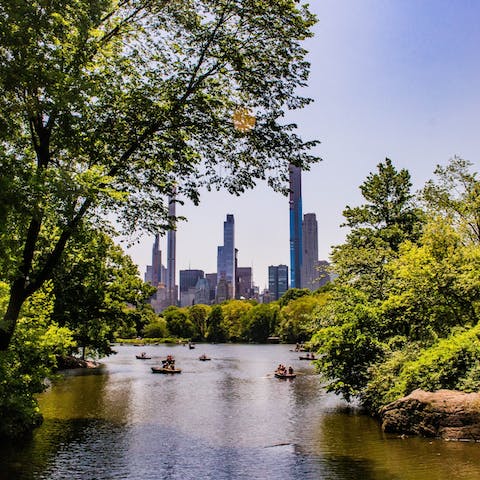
[199,355,211,361]
[151,366,182,374]
[136,354,151,359]
[274,372,296,379]
[299,355,315,360]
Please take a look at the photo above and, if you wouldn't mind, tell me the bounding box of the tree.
[421,156,480,244]
[278,288,311,307]
[0,0,319,349]
[0,282,74,439]
[51,228,155,358]
[278,292,325,342]
[188,304,211,341]
[244,303,279,343]
[206,305,226,343]
[162,306,195,339]
[220,299,253,340]
[331,158,423,298]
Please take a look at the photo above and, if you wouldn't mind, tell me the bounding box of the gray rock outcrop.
[380,389,480,441]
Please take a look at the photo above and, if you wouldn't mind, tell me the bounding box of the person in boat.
[288,366,294,375]
[162,355,175,368]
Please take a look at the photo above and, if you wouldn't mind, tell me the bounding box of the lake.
[0,344,479,479]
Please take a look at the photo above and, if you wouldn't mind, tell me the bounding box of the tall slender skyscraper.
[301,213,319,290]
[166,194,177,306]
[151,234,162,286]
[144,234,162,286]
[289,164,302,288]
[217,214,235,299]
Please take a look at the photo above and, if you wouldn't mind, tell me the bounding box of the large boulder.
[380,389,480,441]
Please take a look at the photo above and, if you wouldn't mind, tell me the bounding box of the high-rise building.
[316,260,331,288]
[236,267,252,299]
[217,214,235,299]
[194,278,210,305]
[301,213,320,290]
[145,234,162,286]
[166,194,177,306]
[289,164,302,288]
[268,264,289,301]
[179,269,204,307]
[205,273,218,303]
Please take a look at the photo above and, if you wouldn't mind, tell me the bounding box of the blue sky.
[123,1,480,290]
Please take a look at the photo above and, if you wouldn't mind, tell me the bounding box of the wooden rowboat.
[299,355,315,360]
[151,366,182,374]
[136,354,151,360]
[274,372,296,379]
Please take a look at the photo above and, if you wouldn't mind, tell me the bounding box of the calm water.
[1,344,479,480]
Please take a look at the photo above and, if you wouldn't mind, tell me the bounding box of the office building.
[205,273,218,303]
[268,264,289,301]
[289,164,302,288]
[180,269,204,307]
[194,278,210,305]
[236,267,253,299]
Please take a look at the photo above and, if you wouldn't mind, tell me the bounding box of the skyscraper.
[217,214,235,299]
[166,194,177,306]
[179,269,204,307]
[268,264,289,301]
[236,267,253,299]
[151,234,162,286]
[289,164,302,288]
[301,213,319,290]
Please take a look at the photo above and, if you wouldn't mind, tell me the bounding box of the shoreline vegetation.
[3,158,480,441]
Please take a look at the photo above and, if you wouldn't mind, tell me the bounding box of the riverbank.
[56,355,100,370]
[380,389,480,442]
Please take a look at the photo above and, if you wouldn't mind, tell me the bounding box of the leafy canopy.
[0,0,319,348]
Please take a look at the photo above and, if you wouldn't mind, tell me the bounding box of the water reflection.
[1,344,479,480]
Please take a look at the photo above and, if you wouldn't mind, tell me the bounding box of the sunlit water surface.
[1,344,479,479]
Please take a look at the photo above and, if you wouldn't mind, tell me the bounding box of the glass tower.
[217,214,235,299]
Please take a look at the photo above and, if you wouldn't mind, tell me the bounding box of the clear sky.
[122,0,480,290]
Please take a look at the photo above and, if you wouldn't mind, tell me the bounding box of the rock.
[56,355,99,370]
[380,389,480,441]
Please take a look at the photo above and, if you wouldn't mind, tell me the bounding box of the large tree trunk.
[0,278,27,350]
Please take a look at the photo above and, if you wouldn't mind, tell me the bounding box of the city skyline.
[123,1,480,289]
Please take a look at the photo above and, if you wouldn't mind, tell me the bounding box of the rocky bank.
[380,389,480,441]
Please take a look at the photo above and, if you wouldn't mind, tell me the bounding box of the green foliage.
[188,304,211,341]
[220,300,253,341]
[162,306,196,340]
[311,287,386,401]
[0,282,74,439]
[310,158,480,412]
[278,293,324,342]
[363,326,480,412]
[331,158,424,299]
[206,305,226,343]
[0,0,319,348]
[52,229,155,357]
[142,317,169,339]
[278,288,311,307]
[421,156,480,244]
[243,303,280,343]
